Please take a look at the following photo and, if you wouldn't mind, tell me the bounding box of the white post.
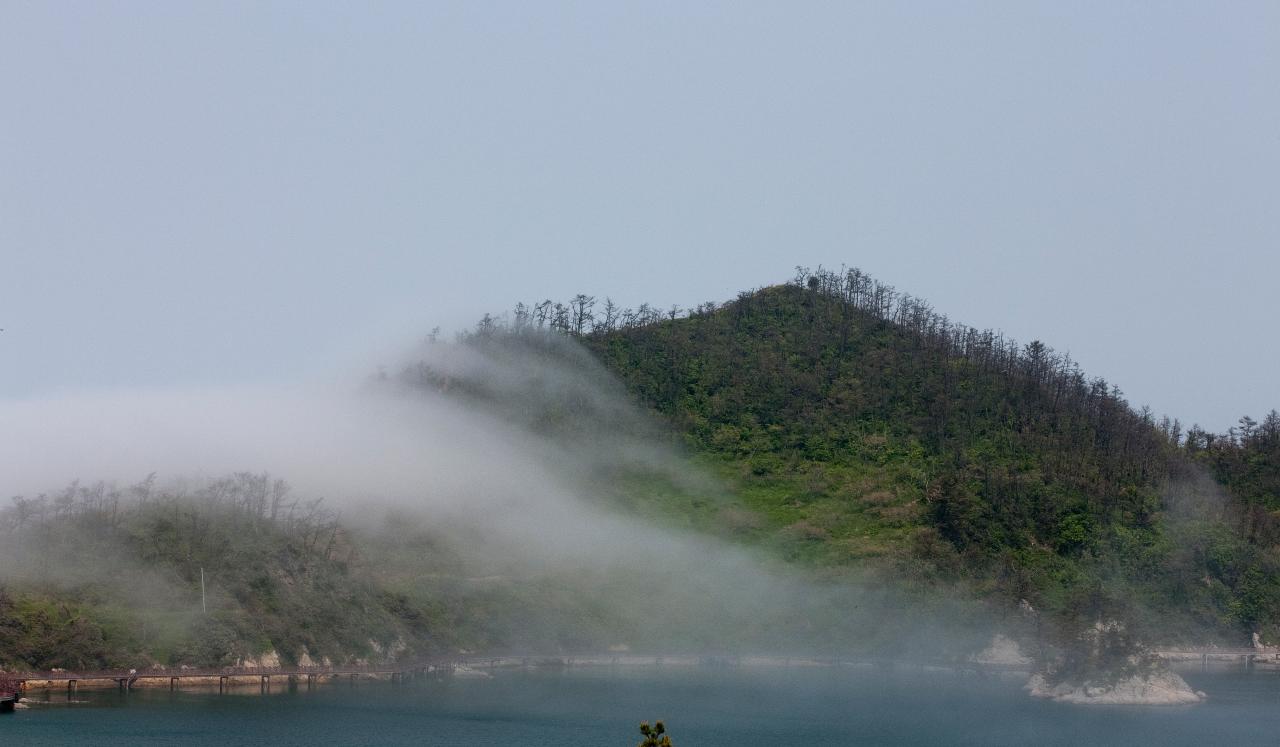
[200,567,207,614]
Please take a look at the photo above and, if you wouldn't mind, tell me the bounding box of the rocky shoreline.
[972,633,1211,706]
[4,644,1249,706]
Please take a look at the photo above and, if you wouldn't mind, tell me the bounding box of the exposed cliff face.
[237,651,281,668]
[1026,670,1204,705]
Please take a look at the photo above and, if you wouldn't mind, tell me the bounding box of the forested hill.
[583,269,1172,555]
[492,267,1280,646]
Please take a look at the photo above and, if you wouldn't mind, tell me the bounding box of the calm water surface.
[5,665,1280,746]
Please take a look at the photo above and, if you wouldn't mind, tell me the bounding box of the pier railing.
[0,652,1029,686]
[0,659,465,697]
[5,660,450,684]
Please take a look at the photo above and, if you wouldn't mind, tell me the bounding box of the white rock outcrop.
[1026,670,1204,705]
[971,634,1033,668]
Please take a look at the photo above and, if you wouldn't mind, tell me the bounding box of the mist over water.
[0,331,982,658]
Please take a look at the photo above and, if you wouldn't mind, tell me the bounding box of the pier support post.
[67,680,76,699]
[219,675,227,694]
[170,677,178,692]
[261,675,269,693]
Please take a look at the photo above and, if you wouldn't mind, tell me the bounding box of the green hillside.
[4,267,1278,672]
[511,268,1280,647]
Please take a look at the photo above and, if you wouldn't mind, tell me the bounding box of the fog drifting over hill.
[0,331,987,656]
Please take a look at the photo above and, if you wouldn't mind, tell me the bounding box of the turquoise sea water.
[5,665,1280,746]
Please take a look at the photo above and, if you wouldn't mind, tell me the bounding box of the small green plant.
[638,720,673,747]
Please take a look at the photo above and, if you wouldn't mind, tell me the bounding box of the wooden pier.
[0,650,1056,710]
[1,661,448,702]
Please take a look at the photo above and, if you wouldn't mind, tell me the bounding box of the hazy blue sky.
[2,1,1276,431]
